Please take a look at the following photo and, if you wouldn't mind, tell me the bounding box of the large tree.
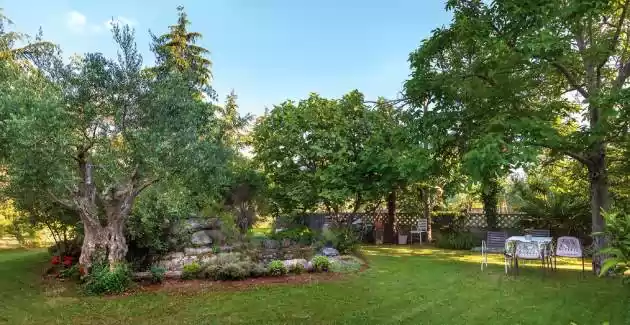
[405,0,630,270]
[2,24,227,268]
[252,91,430,242]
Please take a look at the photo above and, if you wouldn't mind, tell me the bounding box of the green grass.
[1,246,628,325]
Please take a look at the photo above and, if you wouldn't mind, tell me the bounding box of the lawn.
[1,247,628,325]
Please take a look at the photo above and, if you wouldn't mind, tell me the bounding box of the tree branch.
[47,190,76,211]
[550,61,589,98]
[600,0,630,71]
[134,178,158,196]
[526,141,590,166]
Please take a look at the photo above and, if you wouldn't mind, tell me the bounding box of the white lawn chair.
[514,241,546,274]
[410,219,428,244]
[553,236,585,274]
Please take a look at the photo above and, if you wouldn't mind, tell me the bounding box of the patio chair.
[514,240,546,274]
[410,219,428,244]
[481,231,508,272]
[528,229,551,237]
[553,236,585,274]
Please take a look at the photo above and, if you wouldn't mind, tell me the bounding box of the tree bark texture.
[587,145,609,274]
[71,157,145,270]
[384,190,396,244]
[481,178,499,230]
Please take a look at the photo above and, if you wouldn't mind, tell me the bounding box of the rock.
[179,217,222,232]
[321,247,339,257]
[184,247,214,256]
[263,239,279,249]
[282,258,308,270]
[191,230,214,246]
[205,229,225,243]
[157,253,197,271]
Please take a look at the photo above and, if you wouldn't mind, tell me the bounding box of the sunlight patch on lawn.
[362,245,592,271]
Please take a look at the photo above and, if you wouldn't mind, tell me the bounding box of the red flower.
[51,256,61,265]
[62,256,73,267]
[79,265,86,276]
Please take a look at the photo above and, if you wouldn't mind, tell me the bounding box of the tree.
[150,5,215,99]
[2,24,227,269]
[252,91,431,242]
[405,0,630,270]
[217,90,252,149]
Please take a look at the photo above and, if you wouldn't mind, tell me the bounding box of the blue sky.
[1,0,451,116]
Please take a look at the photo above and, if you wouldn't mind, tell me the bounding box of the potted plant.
[397,225,410,245]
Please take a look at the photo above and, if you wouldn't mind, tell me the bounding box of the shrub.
[271,226,314,245]
[218,263,250,280]
[150,265,167,284]
[201,252,256,280]
[597,210,630,281]
[435,232,476,250]
[83,263,132,295]
[320,226,359,254]
[59,264,81,280]
[250,263,268,277]
[268,260,287,276]
[329,256,362,273]
[290,262,305,275]
[182,262,202,280]
[311,255,330,272]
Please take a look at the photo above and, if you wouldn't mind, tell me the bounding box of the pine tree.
[150,6,214,99]
[217,90,252,148]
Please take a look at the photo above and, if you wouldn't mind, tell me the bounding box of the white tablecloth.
[507,236,552,243]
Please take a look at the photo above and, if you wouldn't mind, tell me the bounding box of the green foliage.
[83,263,132,295]
[150,265,167,284]
[181,262,202,280]
[59,264,81,281]
[435,232,476,251]
[320,226,359,254]
[271,226,314,245]
[597,210,630,281]
[150,5,215,99]
[311,255,330,272]
[404,0,630,253]
[2,9,232,268]
[201,252,255,280]
[329,255,363,273]
[250,263,268,277]
[252,91,431,216]
[289,262,305,275]
[510,159,591,237]
[267,260,287,276]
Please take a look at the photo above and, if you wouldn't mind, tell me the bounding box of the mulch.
[134,263,370,295]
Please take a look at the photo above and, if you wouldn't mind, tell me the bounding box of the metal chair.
[553,236,585,274]
[410,219,428,244]
[528,229,551,237]
[514,240,546,274]
[481,231,508,272]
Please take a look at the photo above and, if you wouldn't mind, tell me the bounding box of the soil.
[134,263,370,295]
[136,272,344,295]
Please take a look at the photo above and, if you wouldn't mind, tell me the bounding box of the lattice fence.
[306,212,524,230]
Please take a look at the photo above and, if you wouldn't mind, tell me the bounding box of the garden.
[2,1,630,324]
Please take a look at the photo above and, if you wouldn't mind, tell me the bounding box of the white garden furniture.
[507,236,553,274]
[553,236,585,274]
[409,219,428,244]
